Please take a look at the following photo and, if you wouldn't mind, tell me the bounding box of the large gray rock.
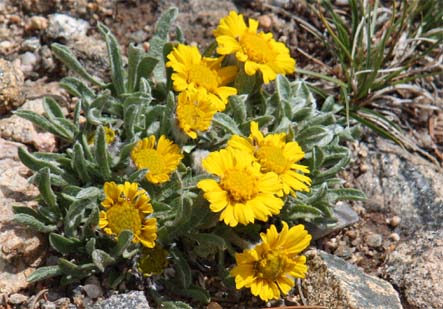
[0,59,25,115]
[92,291,150,309]
[383,230,443,309]
[0,138,45,294]
[303,249,402,309]
[355,137,443,236]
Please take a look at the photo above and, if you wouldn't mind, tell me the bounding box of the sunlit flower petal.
[230,222,312,302]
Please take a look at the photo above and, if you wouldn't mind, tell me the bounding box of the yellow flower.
[214,11,296,83]
[131,135,183,184]
[176,89,218,139]
[228,121,311,196]
[99,181,157,248]
[230,222,311,302]
[88,126,117,145]
[197,148,283,227]
[166,44,238,111]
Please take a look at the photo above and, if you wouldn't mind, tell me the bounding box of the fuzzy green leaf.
[92,249,116,272]
[60,77,96,105]
[297,125,334,150]
[137,57,159,88]
[85,238,96,256]
[94,126,112,180]
[43,97,65,119]
[98,23,126,95]
[123,104,139,140]
[330,188,366,201]
[212,113,242,135]
[51,43,105,87]
[27,266,63,283]
[111,230,134,257]
[14,213,56,232]
[72,142,92,183]
[36,167,57,206]
[49,233,82,254]
[154,7,178,40]
[15,110,73,141]
[160,301,193,309]
[12,205,51,224]
[170,248,192,289]
[127,43,145,92]
[287,204,325,220]
[228,95,247,123]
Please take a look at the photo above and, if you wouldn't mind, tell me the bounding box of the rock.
[20,52,39,75]
[383,230,443,308]
[8,293,29,305]
[365,233,383,248]
[0,59,25,115]
[303,249,402,308]
[92,291,150,309]
[83,276,103,299]
[0,138,45,294]
[27,16,49,31]
[355,137,443,236]
[0,98,57,152]
[47,14,89,40]
[22,37,41,52]
[306,202,360,240]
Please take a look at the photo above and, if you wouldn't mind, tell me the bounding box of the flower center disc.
[106,202,142,236]
[257,252,285,280]
[188,64,218,91]
[134,149,164,175]
[256,145,288,174]
[221,169,258,202]
[240,33,274,64]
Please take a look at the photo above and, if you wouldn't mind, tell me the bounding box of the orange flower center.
[133,149,164,175]
[221,169,258,202]
[240,32,274,64]
[188,64,218,91]
[256,145,289,174]
[256,252,285,280]
[106,202,142,236]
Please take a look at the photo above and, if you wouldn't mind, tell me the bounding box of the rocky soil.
[0,0,442,308]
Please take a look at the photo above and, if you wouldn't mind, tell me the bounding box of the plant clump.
[14,8,365,307]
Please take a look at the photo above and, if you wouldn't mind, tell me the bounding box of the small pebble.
[9,15,21,24]
[366,233,383,248]
[28,16,48,31]
[8,293,28,305]
[389,216,401,228]
[389,232,400,242]
[346,230,357,240]
[207,302,223,309]
[83,283,103,299]
[258,15,272,29]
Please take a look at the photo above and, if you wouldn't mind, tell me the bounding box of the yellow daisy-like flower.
[88,126,117,145]
[131,135,183,184]
[166,44,238,111]
[214,11,296,84]
[176,89,218,139]
[231,222,311,302]
[228,121,311,196]
[197,148,283,227]
[99,181,157,248]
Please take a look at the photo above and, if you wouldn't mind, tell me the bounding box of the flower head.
[131,135,183,184]
[176,89,218,139]
[214,11,295,83]
[99,181,157,248]
[228,121,311,196]
[88,126,116,145]
[197,148,283,227]
[166,44,238,111]
[231,222,311,302]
